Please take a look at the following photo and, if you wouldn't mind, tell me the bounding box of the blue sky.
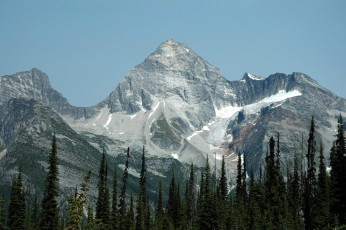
[1,0,345,106]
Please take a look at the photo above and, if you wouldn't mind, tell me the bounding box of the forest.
[1,115,345,230]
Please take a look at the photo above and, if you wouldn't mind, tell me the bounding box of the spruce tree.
[125,194,135,230]
[186,163,195,228]
[31,194,40,230]
[304,117,318,230]
[41,132,60,230]
[0,194,5,230]
[287,154,302,230]
[248,169,262,230]
[316,142,330,229]
[136,146,147,230]
[330,115,346,226]
[119,147,130,222]
[111,166,119,230]
[65,169,92,230]
[96,150,110,225]
[8,163,26,230]
[219,155,227,202]
[167,172,179,228]
[155,181,164,230]
[234,151,246,229]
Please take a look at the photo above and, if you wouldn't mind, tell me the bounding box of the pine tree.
[248,169,262,230]
[330,114,346,226]
[111,166,119,230]
[41,132,60,230]
[96,150,110,225]
[264,136,286,229]
[219,156,227,202]
[136,146,147,230]
[167,172,179,228]
[287,154,302,230]
[186,163,195,228]
[234,151,246,229]
[65,169,92,230]
[119,147,130,223]
[30,193,40,230]
[125,194,135,230]
[315,142,330,229]
[0,194,5,230]
[304,117,318,230]
[8,162,26,230]
[155,181,164,230]
[197,156,215,230]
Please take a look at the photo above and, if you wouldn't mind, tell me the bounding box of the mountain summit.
[1,40,346,183]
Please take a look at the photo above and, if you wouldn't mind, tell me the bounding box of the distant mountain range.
[1,39,345,202]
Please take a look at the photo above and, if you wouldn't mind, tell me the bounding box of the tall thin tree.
[41,132,60,230]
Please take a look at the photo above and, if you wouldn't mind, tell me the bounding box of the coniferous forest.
[1,115,346,230]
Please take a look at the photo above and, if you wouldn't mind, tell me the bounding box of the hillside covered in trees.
[1,115,345,230]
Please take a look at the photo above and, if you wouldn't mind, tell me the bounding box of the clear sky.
[1,0,345,106]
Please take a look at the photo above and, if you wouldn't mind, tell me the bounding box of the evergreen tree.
[29,193,40,230]
[41,132,60,230]
[111,166,119,230]
[167,172,181,228]
[144,202,152,230]
[125,194,135,230]
[197,156,215,230]
[330,115,346,226]
[96,150,110,225]
[187,163,196,228]
[219,156,227,202]
[248,169,262,230]
[155,181,164,230]
[315,142,330,229]
[8,163,26,230]
[65,169,92,230]
[119,147,130,223]
[287,154,302,230]
[304,117,318,230]
[136,146,147,230]
[0,194,5,230]
[264,136,286,229]
[233,151,246,229]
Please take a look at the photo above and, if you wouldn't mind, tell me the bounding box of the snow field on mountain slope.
[186,90,302,151]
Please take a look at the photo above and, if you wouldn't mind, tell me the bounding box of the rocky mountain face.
[1,39,345,195]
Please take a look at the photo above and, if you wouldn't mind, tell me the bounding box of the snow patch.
[104,114,113,130]
[148,102,160,119]
[247,73,264,80]
[0,149,6,160]
[171,153,179,159]
[215,106,242,119]
[129,114,137,119]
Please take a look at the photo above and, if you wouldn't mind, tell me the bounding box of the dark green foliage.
[316,142,330,229]
[287,155,302,230]
[330,115,346,226]
[8,163,26,230]
[125,194,135,230]
[0,195,5,230]
[304,117,318,230]
[119,147,130,221]
[155,181,164,230]
[248,169,263,230]
[40,132,60,230]
[65,169,92,230]
[264,136,286,229]
[185,164,195,228]
[111,166,119,230]
[166,172,182,228]
[96,150,110,225]
[219,156,227,202]
[136,146,147,230]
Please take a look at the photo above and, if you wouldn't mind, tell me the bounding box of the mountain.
[0,98,187,203]
[1,39,346,191]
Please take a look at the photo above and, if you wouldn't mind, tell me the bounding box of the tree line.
[0,115,345,230]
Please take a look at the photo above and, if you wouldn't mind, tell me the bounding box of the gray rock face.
[1,39,346,181]
[0,68,97,119]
